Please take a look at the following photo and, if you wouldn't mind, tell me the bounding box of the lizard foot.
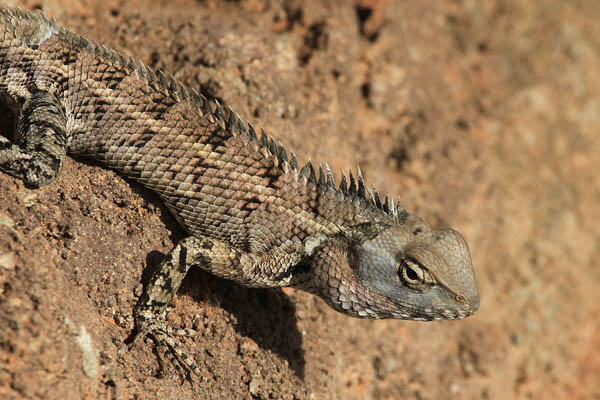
[132,308,201,380]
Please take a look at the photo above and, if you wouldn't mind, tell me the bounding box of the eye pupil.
[406,266,419,281]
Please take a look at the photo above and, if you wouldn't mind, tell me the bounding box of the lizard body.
[0,7,479,376]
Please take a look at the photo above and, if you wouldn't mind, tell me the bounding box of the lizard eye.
[398,258,430,287]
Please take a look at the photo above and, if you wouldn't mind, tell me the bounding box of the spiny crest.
[232,115,407,221]
[336,166,408,221]
[325,163,335,187]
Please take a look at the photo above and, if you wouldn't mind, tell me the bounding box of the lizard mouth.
[438,295,480,320]
[391,304,479,321]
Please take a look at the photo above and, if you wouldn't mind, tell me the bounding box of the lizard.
[0,7,479,377]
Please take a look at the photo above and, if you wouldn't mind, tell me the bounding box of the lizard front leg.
[0,90,67,187]
[133,235,251,377]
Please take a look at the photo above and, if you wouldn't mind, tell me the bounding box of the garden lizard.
[0,7,479,376]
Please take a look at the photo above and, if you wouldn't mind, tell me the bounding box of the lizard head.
[306,213,479,320]
[345,213,479,320]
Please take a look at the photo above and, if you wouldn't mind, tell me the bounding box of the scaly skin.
[0,7,479,377]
